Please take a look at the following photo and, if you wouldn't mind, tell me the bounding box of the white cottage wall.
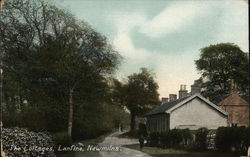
[169,98,228,129]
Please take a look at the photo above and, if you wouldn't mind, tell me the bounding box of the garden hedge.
[148,129,192,148]
[195,127,209,150]
[215,126,250,154]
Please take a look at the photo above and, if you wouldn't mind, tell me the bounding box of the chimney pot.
[191,84,201,95]
[169,94,177,102]
[161,97,169,104]
[179,84,188,99]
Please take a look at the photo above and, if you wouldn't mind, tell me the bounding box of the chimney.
[161,97,169,104]
[191,84,201,95]
[169,94,177,102]
[230,79,237,93]
[179,84,188,99]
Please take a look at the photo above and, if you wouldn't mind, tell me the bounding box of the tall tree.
[114,68,160,131]
[195,43,249,103]
[0,0,120,138]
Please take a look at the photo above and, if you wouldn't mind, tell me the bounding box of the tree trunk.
[68,88,74,138]
[130,112,136,132]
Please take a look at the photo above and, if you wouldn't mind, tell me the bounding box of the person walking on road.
[139,135,145,151]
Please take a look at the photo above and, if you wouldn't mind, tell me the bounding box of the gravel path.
[99,132,152,157]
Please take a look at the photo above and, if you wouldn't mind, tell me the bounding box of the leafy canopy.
[195,43,249,103]
[113,68,160,131]
[0,0,122,138]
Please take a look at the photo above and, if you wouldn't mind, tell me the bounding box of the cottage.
[218,90,249,127]
[146,86,228,132]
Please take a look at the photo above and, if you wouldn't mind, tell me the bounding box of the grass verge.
[124,144,237,157]
[118,131,138,139]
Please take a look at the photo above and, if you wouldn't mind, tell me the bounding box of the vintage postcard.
[0,0,249,157]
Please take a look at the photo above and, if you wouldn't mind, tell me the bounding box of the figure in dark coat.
[139,135,144,151]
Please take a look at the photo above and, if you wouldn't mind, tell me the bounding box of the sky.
[55,0,249,98]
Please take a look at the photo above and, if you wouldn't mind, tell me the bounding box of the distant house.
[218,90,249,127]
[146,85,228,132]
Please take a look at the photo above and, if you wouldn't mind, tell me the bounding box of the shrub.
[215,126,250,154]
[195,127,209,150]
[168,129,183,147]
[242,127,250,151]
[159,131,170,148]
[181,129,192,145]
[148,132,160,146]
[150,129,192,148]
[138,123,148,137]
[169,129,192,148]
[53,132,72,147]
[2,127,56,157]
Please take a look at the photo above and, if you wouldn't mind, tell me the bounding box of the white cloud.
[111,14,200,96]
[108,0,248,97]
[108,3,207,97]
[139,1,212,38]
[109,13,150,60]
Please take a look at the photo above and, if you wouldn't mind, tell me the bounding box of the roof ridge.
[146,96,190,116]
[146,94,227,116]
[219,92,249,105]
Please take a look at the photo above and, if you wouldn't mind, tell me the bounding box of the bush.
[168,129,192,148]
[2,127,56,157]
[159,131,170,148]
[195,127,209,150]
[148,132,160,146]
[149,129,192,148]
[71,102,126,141]
[168,129,183,147]
[181,129,192,145]
[138,123,148,137]
[53,132,72,147]
[216,126,250,154]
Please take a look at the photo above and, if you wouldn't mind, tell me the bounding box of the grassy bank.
[118,130,138,139]
[124,144,237,157]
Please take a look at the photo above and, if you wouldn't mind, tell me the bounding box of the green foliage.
[195,127,209,151]
[195,43,249,103]
[167,129,183,147]
[53,132,73,147]
[113,68,160,131]
[149,132,160,146]
[168,129,192,148]
[1,0,122,140]
[158,131,171,148]
[215,126,250,154]
[138,123,148,137]
[72,103,112,141]
[124,144,236,157]
[148,129,192,149]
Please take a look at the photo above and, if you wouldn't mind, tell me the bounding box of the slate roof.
[146,94,228,116]
[146,96,190,116]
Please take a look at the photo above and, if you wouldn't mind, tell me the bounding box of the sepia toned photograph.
[0,0,249,156]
